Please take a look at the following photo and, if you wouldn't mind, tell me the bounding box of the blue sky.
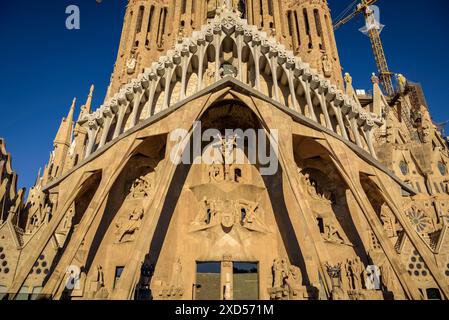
[0,0,448,191]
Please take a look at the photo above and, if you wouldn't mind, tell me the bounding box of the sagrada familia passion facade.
[1,0,449,301]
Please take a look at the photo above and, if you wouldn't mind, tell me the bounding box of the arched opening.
[259,55,274,99]
[293,136,370,261]
[134,100,312,299]
[185,55,200,95]
[359,173,404,242]
[82,136,167,282]
[43,171,103,290]
[168,66,183,107]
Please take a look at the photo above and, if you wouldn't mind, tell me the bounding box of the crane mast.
[334,0,395,96]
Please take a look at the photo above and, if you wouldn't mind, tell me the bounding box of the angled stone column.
[84,117,100,159]
[285,57,300,112]
[196,42,206,92]
[161,58,174,110]
[342,100,363,149]
[361,114,377,158]
[235,26,244,82]
[112,90,131,139]
[250,34,261,91]
[178,44,191,101]
[312,76,332,130]
[130,80,144,128]
[327,90,349,140]
[300,68,317,122]
[98,104,117,149]
[214,30,221,83]
[144,70,158,119]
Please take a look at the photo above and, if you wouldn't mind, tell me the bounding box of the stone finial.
[70,97,77,110]
[397,73,407,93]
[371,73,380,85]
[344,73,352,86]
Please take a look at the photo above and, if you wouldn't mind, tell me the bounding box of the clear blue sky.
[1,0,448,191]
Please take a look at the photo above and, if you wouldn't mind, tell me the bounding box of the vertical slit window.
[314,9,325,50]
[268,0,273,16]
[314,9,322,37]
[304,9,312,49]
[156,9,163,45]
[122,11,133,54]
[181,0,187,14]
[147,6,154,33]
[161,8,168,41]
[238,0,247,19]
[287,11,293,36]
[303,9,310,36]
[294,10,301,46]
[136,6,144,33]
[324,14,336,58]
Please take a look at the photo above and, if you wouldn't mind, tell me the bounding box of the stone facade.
[1,0,449,300]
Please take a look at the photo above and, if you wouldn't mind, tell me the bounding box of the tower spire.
[67,97,76,123]
[48,97,77,180]
[85,85,94,114]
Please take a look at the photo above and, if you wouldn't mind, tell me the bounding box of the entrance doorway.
[233,262,259,300]
[195,262,221,300]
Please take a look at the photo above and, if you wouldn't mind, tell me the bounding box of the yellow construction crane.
[334,0,395,96]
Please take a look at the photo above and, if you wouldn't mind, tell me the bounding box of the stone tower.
[284,0,343,87]
[1,1,449,301]
[108,0,343,97]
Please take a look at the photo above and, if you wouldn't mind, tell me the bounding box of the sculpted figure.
[126,54,137,75]
[209,164,223,183]
[97,265,105,287]
[345,259,354,290]
[352,257,364,290]
[397,74,407,93]
[344,72,353,86]
[322,53,332,77]
[285,265,303,291]
[115,207,144,243]
[130,175,152,199]
[272,259,284,288]
[324,221,344,245]
[380,263,395,292]
[380,204,396,238]
[173,258,183,289]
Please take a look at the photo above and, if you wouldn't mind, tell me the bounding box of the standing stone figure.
[345,259,354,290]
[272,259,285,288]
[97,265,105,287]
[352,257,364,290]
[380,263,395,292]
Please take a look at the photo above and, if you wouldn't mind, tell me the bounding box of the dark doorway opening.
[195,262,221,300]
[233,262,259,300]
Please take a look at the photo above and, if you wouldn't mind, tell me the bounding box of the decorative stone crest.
[191,198,269,233]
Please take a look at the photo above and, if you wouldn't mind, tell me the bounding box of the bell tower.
[107,0,344,98]
[108,0,172,98]
[284,0,343,88]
